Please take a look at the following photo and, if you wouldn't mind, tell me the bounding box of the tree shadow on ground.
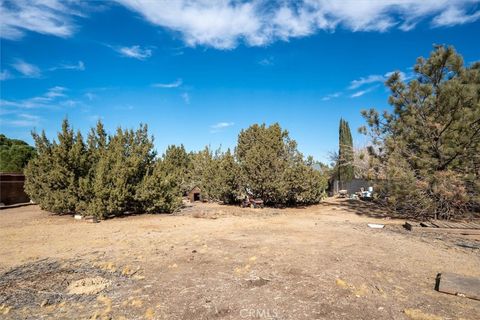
[319,198,405,220]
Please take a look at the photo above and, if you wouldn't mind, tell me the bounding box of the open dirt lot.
[1,198,479,319]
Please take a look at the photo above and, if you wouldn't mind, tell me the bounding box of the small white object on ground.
[367,223,385,229]
[74,214,83,220]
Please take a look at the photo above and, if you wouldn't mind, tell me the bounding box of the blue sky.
[1,0,479,163]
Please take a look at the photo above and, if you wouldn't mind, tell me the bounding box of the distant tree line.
[360,45,480,219]
[172,123,328,206]
[24,121,328,218]
[0,134,36,173]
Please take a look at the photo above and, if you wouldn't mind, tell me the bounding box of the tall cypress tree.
[338,118,354,183]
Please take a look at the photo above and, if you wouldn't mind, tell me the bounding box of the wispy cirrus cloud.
[152,79,183,88]
[4,59,85,81]
[210,122,234,133]
[8,113,41,127]
[347,71,411,97]
[49,60,85,71]
[0,86,69,109]
[350,70,411,87]
[117,45,152,60]
[432,5,480,27]
[321,92,341,101]
[348,74,386,90]
[0,112,42,128]
[0,0,87,40]
[115,0,480,50]
[322,70,412,100]
[258,56,274,66]
[11,59,41,78]
[350,85,380,98]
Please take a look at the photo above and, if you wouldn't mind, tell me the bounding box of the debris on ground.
[456,242,480,250]
[245,275,270,288]
[435,272,480,301]
[0,258,134,310]
[367,223,385,229]
[404,221,480,235]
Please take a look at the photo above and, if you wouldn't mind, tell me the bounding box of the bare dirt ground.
[0,198,479,320]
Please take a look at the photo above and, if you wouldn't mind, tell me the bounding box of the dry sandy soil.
[0,198,479,320]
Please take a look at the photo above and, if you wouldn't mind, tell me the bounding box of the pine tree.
[361,45,480,219]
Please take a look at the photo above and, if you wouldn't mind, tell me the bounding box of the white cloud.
[11,59,41,78]
[116,0,263,49]
[50,61,85,71]
[321,92,341,101]
[61,99,78,107]
[349,75,385,90]
[350,90,368,98]
[0,0,85,40]
[349,71,412,90]
[384,71,410,81]
[210,121,234,133]
[152,79,183,88]
[432,6,480,27]
[44,86,67,98]
[258,57,274,66]
[8,59,85,79]
[0,86,69,109]
[0,113,41,127]
[181,92,190,104]
[115,0,480,49]
[3,1,479,49]
[117,45,152,60]
[211,122,234,129]
[350,85,379,98]
[321,70,412,100]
